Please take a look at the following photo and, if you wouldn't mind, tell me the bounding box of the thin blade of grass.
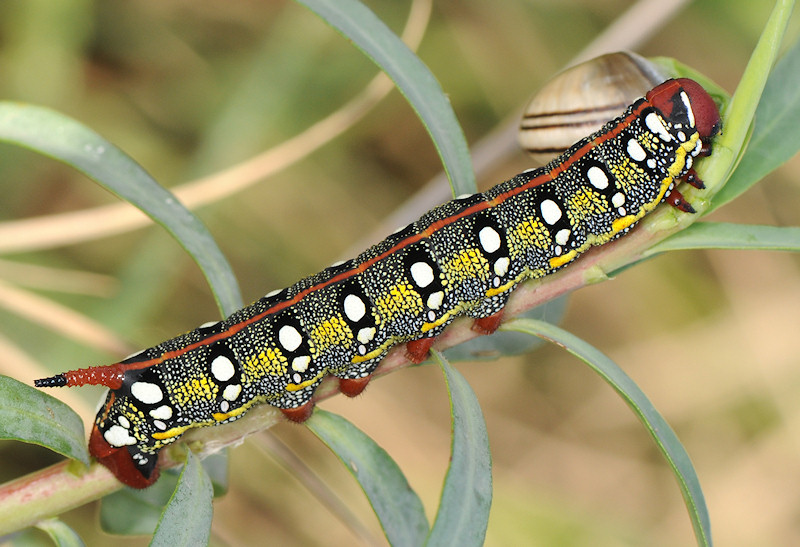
[503,318,711,547]
[426,351,491,547]
[699,0,795,202]
[307,409,429,547]
[712,31,800,211]
[0,104,241,316]
[647,222,800,254]
[35,518,85,547]
[294,0,476,196]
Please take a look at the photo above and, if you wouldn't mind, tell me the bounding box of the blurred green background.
[1,0,799,545]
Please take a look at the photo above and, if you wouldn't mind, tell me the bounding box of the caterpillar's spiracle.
[35,77,721,488]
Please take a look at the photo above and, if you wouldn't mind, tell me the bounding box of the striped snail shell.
[519,51,667,166]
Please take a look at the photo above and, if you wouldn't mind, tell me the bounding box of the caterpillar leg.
[683,168,705,189]
[665,188,695,214]
[280,400,315,423]
[339,376,371,397]
[406,337,436,364]
[472,310,505,335]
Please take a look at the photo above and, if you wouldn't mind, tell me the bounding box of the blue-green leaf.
[695,0,795,206]
[647,222,800,254]
[35,518,85,547]
[712,32,800,211]
[426,351,491,547]
[294,0,476,196]
[150,450,213,547]
[0,103,242,316]
[0,375,88,466]
[307,409,429,547]
[503,318,711,547]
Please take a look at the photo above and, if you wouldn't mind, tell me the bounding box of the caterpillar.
[35,78,721,489]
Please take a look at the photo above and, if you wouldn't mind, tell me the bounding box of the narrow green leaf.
[294,0,476,196]
[150,450,213,547]
[0,103,242,316]
[427,351,491,547]
[35,518,85,547]
[307,409,429,547]
[504,319,711,547]
[202,450,230,497]
[713,32,800,211]
[700,0,795,202]
[0,375,88,465]
[647,222,800,254]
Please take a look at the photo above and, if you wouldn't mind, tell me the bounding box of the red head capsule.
[646,78,722,140]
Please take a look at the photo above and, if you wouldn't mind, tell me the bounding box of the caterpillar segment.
[35,78,721,488]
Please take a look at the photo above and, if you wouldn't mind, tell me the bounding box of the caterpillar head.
[646,78,722,141]
[89,419,160,489]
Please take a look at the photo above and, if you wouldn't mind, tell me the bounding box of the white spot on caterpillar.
[131,381,163,405]
[493,277,501,288]
[104,425,136,447]
[555,229,570,246]
[330,260,345,267]
[118,415,130,429]
[344,294,367,322]
[199,321,219,329]
[627,138,647,162]
[220,401,230,412]
[522,168,536,173]
[410,261,435,288]
[427,291,444,310]
[456,193,474,199]
[677,131,687,142]
[211,355,236,382]
[478,226,501,253]
[647,158,656,169]
[694,140,702,154]
[292,355,311,373]
[357,327,376,344]
[685,156,693,169]
[358,344,367,356]
[612,193,626,208]
[427,310,436,321]
[618,207,627,216]
[265,289,281,298]
[279,325,303,352]
[540,199,562,225]
[494,257,510,277]
[554,246,563,256]
[223,384,242,401]
[587,166,608,189]
[150,405,173,420]
[292,373,302,383]
[680,91,695,127]
[645,112,672,141]
[153,420,167,431]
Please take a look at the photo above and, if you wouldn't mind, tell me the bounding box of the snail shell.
[519,51,667,166]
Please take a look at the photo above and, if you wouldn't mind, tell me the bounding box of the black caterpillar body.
[36,78,721,488]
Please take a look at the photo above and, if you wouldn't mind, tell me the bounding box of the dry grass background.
[0,0,799,545]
